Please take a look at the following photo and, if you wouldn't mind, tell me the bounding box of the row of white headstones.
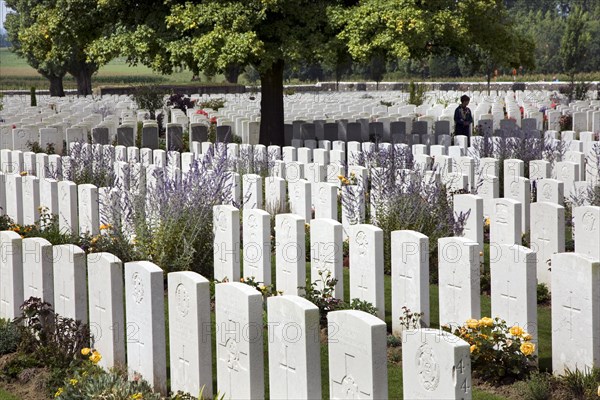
[3,138,600,397]
[0,202,599,399]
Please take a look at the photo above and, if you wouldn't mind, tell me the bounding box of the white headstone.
[243,209,271,285]
[275,214,306,296]
[265,176,286,215]
[490,244,538,344]
[535,178,564,205]
[551,253,600,374]
[5,174,23,225]
[216,282,264,399]
[454,194,484,263]
[0,231,23,319]
[87,252,125,370]
[438,237,480,328]
[573,206,600,261]
[125,261,167,395]
[327,310,388,400]
[78,184,99,236]
[349,224,385,320]
[490,198,522,246]
[402,329,472,400]
[58,181,79,235]
[289,179,312,221]
[242,174,263,210]
[213,205,241,282]
[53,244,87,323]
[22,175,40,225]
[391,230,429,335]
[310,218,343,299]
[530,202,565,288]
[314,182,338,221]
[267,295,321,400]
[168,271,213,397]
[22,237,53,306]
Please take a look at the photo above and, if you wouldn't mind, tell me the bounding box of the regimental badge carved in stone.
[495,202,509,224]
[582,211,597,232]
[356,230,368,256]
[175,283,190,317]
[542,183,551,200]
[131,272,144,304]
[218,210,227,232]
[416,343,440,392]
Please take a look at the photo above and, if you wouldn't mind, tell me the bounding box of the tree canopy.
[5,0,112,96]
[86,0,530,145]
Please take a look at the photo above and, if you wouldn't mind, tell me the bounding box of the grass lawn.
[0,389,19,400]
[0,47,226,90]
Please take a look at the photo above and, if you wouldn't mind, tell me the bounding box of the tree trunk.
[259,59,285,146]
[225,63,241,84]
[48,75,65,97]
[72,63,95,96]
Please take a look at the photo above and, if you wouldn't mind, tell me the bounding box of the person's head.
[460,95,470,107]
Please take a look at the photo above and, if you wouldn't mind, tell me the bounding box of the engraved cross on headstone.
[94,290,107,328]
[178,344,191,384]
[447,269,462,314]
[218,314,247,395]
[59,280,71,315]
[279,344,296,397]
[357,273,369,298]
[332,353,370,398]
[562,291,581,340]
[499,280,518,323]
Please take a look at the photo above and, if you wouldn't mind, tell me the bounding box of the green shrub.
[537,283,551,305]
[559,366,600,400]
[131,85,166,119]
[0,319,20,355]
[408,81,426,106]
[55,366,160,400]
[444,317,537,384]
[300,272,377,326]
[519,371,554,400]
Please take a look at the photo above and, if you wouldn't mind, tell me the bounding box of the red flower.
[210,117,217,124]
[11,124,16,129]
[195,109,208,117]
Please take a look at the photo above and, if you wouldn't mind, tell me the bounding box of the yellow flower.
[89,350,102,364]
[522,333,532,341]
[81,347,91,356]
[520,342,535,356]
[99,223,112,230]
[131,394,143,400]
[466,319,479,329]
[69,378,78,385]
[485,217,490,226]
[509,325,524,336]
[337,175,344,180]
[479,317,494,327]
[20,171,28,176]
[470,344,477,353]
[259,285,266,291]
[479,251,484,257]
[240,277,245,283]
[54,387,63,397]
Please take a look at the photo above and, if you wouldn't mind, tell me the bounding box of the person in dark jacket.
[454,95,473,145]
